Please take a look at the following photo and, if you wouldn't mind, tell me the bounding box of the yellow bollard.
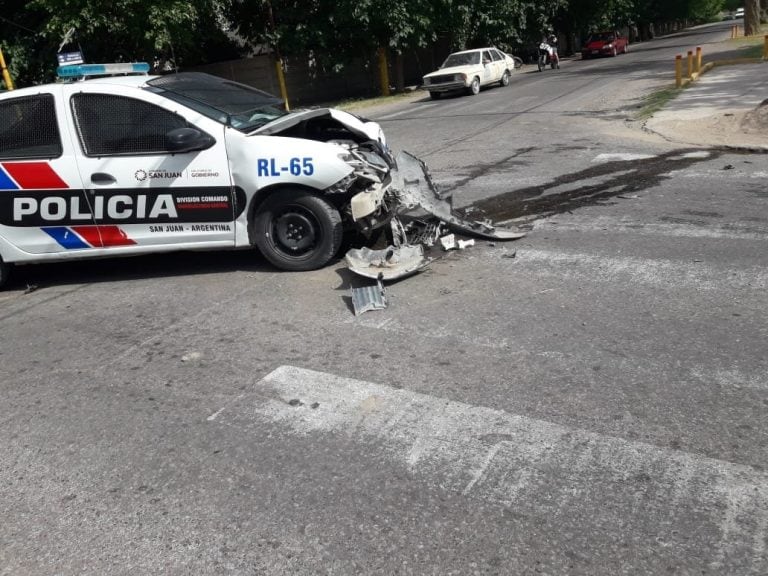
[675,55,683,88]
[0,48,13,91]
[687,51,693,78]
[695,47,702,74]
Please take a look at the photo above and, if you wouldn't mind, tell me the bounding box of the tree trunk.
[745,0,762,36]
[394,52,404,93]
[377,47,390,97]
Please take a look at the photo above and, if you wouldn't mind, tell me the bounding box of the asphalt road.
[2,22,767,575]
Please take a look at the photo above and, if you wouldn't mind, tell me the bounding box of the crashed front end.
[324,139,397,235]
[253,107,525,280]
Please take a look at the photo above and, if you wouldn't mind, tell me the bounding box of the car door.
[481,50,496,84]
[491,48,507,80]
[0,87,95,254]
[65,84,235,251]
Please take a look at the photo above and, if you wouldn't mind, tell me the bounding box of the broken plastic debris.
[345,244,430,281]
[457,239,475,250]
[350,277,388,315]
[439,234,456,251]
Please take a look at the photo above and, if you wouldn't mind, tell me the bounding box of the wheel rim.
[502,72,509,85]
[471,79,479,94]
[270,205,321,259]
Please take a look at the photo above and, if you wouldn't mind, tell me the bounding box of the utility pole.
[0,47,14,90]
[265,0,290,111]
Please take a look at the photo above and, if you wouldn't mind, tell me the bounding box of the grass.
[636,86,682,120]
[333,90,421,112]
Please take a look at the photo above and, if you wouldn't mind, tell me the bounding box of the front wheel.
[499,70,510,86]
[253,190,343,271]
[468,77,480,95]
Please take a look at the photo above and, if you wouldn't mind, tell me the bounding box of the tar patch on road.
[465,149,724,223]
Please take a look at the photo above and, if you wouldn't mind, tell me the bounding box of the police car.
[0,62,413,288]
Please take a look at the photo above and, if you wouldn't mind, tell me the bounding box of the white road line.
[592,153,656,162]
[338,314,511,350]
[225,366,768,572]
[534,216,768,241]
[518,248,768,291]
[692,368,768,392]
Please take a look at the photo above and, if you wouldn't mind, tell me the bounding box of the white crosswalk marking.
[214,366,768,573]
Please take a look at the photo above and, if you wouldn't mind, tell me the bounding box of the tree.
[29,0,239,72]
[744,0,763,34]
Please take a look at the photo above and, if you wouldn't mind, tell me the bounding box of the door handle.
[90,172,116,184]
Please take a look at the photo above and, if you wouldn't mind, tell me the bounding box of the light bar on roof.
[57,62,150,78]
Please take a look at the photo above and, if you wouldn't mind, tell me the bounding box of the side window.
[0,94,62,160]
[482,51,493,64]
[71,93,190,156]
[490,49,503,61]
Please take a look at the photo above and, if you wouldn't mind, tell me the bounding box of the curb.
[642,57,768,152]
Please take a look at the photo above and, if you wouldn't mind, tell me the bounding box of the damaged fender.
[390,151,526,240]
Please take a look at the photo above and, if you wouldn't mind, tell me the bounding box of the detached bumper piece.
[390,151,527,241]
[345,245,431,281]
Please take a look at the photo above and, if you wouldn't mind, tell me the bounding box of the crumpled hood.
[248,107,385,144]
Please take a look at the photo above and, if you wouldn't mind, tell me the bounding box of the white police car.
[0,62,402,286]
[0,62,519,288]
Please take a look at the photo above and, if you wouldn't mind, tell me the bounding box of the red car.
[581,31,628,59]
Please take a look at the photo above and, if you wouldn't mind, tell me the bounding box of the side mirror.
[166,127,215,153]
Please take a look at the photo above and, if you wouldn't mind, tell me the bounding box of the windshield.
[145,72,287,132]
[442,52,481,68]
[587,32,615,42]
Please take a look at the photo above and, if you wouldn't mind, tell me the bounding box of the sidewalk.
[645,59,768,151]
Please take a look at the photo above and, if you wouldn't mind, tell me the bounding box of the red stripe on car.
[1,162,70,189]
[97,225,137,246]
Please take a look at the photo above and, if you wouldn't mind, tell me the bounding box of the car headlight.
[605,44,613,49]
[459,73,467,82]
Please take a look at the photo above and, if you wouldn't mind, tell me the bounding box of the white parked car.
[422,48,518,99]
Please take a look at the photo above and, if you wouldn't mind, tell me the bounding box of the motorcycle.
[538,41,560,71]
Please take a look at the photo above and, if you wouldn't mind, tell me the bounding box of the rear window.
[0,94,62,160]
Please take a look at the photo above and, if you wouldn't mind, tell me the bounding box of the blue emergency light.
[56,62,150,78]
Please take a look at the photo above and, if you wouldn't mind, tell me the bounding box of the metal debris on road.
[350,276,388,315]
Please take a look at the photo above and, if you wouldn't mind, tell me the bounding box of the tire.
[429,91,441,100]
[623,43,628,54]
[0,255,9,289]
[611,47,617,57]
[499,70,510,86]
[253,189,343,271]
[468,77,480,95]
[512,57,523,70]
